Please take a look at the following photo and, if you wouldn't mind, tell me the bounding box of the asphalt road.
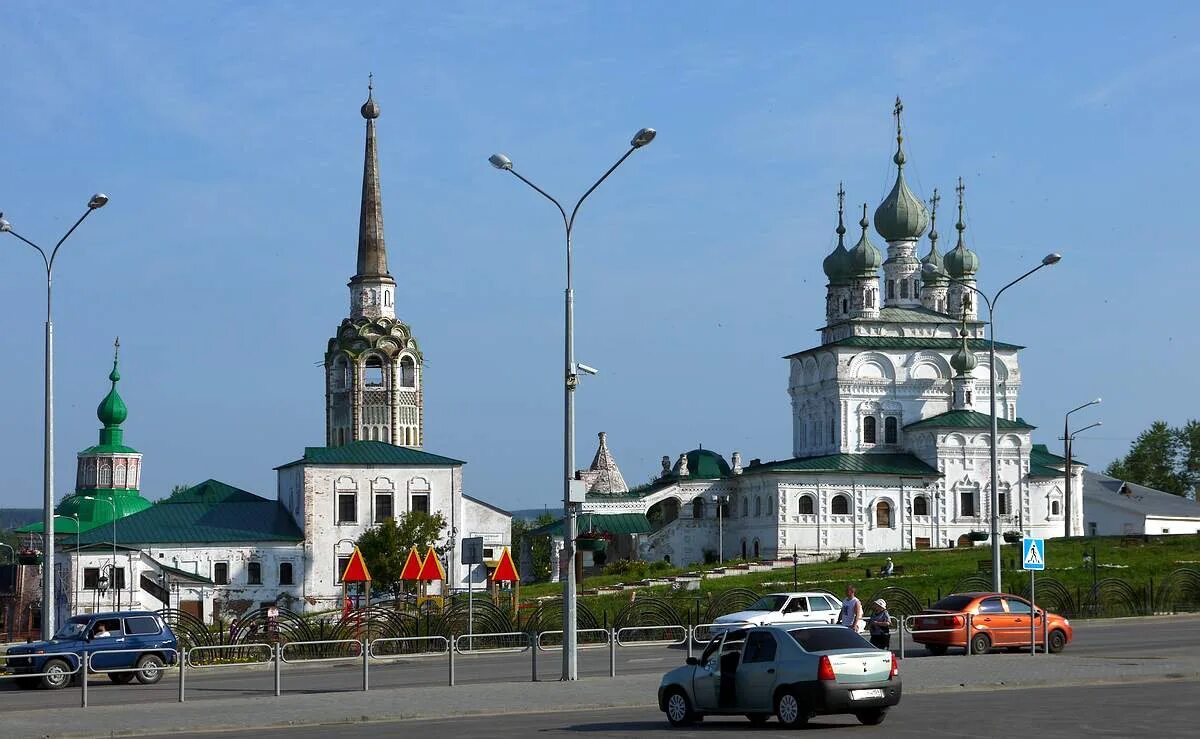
[156,680,1200,738]
[2,615,1197,713]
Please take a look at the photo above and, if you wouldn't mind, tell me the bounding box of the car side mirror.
[686,656,699,666]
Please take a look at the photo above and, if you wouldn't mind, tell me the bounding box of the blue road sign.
[1022,537,1046,571]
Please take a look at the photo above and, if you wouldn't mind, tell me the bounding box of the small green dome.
[97,356,127,427]
[823,190,852,284]
[676,448,732,479]
[921,194,948,285]
[847,205,882,277]
[950,330,978,375]
[945,177,980,278]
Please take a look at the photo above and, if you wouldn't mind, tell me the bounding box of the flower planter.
[1003,531,1023,544]
[967,531,990,542]
[576,538,608,552]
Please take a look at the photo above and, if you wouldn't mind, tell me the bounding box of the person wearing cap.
[881,557,894,577]
[867,599,892,650]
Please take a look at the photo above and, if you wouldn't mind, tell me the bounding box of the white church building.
[560,100,1082,570]
[49,86,510,624]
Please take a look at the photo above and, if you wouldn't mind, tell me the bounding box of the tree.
[355,510,447,597]
[510,512,555,582]
[1105,420,1199,497]
[154,483,192,504]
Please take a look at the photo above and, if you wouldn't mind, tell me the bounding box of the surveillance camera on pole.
[575,363,599,376]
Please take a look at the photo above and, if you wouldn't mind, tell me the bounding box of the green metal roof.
[69,480,303,546]
[17,489,152,534]
[526,513,653,539]
[786,334,1023,359]
[1029,443,1083,476]
[276,440,465,469]
[903,410,1036,432]
[744,452,940,476]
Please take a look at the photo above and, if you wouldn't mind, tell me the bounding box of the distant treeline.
[0,508,41,530]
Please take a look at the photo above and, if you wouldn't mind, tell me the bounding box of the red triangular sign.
[492,546,519,582]
[341,547,372,583]
[399,547,422,580]
[417,548,446,581]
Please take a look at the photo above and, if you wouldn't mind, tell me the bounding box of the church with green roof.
[559,100,1082,570]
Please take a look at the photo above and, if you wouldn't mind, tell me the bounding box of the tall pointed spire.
[921,187,947,283]
[354,75,393,284]
[874,96,928,242]
[96,337,129,446]
[945,176,980,278]
[822,182,852,284]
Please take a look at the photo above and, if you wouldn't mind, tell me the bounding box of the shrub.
[837,549,851,562]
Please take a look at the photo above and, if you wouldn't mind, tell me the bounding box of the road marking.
[627,657,665,663]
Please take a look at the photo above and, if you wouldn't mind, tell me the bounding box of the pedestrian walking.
[867,599,891,650]
[838,585,863,630]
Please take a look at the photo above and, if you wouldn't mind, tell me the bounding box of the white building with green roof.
[562,101,1081,569]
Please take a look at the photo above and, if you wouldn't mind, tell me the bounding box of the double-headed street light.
[923,252,1061,592]
[488,128,655,681]
[1063,399,1101,538]
[1,194,109,638]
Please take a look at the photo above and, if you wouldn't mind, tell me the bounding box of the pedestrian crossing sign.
[1022,537,1046,571]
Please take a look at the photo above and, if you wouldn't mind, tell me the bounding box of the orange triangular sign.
[341,547,372,583]
[492,546,519,582]
[417,548,446,581]
[399,547,422,580]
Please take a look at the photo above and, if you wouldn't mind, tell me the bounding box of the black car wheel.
[39,659,72,690]
[856,708,888,725]
[746,713,770,725]
[109,672,135,685]
[925,643,948,656]
[1048,629,1067,653]
[970,633,992,655]
[135,654,165,685]
[664,688,697,727]
[775,688,809,728]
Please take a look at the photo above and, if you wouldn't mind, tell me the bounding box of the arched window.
[741,498,748,517]
[400,356,416,387]
[831,495,849,515]
[866,290,874,308]
[1051,500,1061,516]
[884,416,898,444]
[799,495,814,515]
[753,540,760,558]
[900,280,909,298]
[692,497,705,519]
[863,416,877,444]
[99,462,113,486]
[841,298,848,314]
[876,500,892,528]
[913,495,928,516]
[741,540,747,559]
[767,496,774,516]
[887,280,895,299]
[755,497,762,517]
[364,356,385,386]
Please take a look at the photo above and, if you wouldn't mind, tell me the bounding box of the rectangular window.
[998,493,1008,515]
[960,492,976,517]
[411,493,429,515]
[214,562,229,585]
[279,562,294,586]
[336,556,351,584]
[374,493,394,523]
[84,567,100,590]
[247,561,262,585]
[124,616,162,636]
[338,493,357,524]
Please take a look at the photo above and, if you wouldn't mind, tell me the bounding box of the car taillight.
[889,653,899,679]
[949,615,964,628]
[817,655,836,681]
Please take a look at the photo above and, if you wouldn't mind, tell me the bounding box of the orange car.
[910,592,1073,655]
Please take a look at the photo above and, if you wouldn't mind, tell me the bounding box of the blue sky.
[1,1,1196,510]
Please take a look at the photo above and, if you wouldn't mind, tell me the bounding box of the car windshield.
[929,595,976,612]
[789,626,874,652]
[53,618,89,640]
[748,595,788,612]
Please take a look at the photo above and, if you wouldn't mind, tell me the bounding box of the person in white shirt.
[838,585,862,630]
[93,623,111,638]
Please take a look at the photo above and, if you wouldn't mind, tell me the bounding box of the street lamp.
[488,127,655,681]
[1063,399,1101,538]
[1,193,109,638]
[711,493,728,564]
[81,496,118,609]
[923,251,1061,592]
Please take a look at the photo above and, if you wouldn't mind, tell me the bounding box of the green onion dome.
[96,356,127,427]
[847,204,883,277]
[944,178,979,278]
[950,328,978,375]
[822,185,852,284]
[873,98,928,242]
[920,188,948,285]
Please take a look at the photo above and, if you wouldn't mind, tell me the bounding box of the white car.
[711,592,865,634]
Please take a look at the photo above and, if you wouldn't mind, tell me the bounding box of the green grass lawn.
[517,534,1200,625]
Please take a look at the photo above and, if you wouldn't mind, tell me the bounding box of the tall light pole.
[711,493,727,564]
[488,128,656,681]
[1,193,109,638]
[82,496,118,609]
[1063,400,1101,538]
[924,252,1061,592]
[1063,420,1102,537]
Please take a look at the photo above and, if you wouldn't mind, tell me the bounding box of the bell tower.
[325,78,424,448]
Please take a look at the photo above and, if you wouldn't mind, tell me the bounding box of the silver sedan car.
[658,624,901,727]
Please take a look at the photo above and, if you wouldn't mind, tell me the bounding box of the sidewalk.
[5,648,1198,739]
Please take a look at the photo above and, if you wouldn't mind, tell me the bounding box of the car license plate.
[850,688,884,700]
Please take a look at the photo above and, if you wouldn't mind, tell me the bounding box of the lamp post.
[923,252,1061,592]
[81,496,118,609]
[1,193,109,638]
[488,128,656,681]
[711,493,728,564]
[1063,400,1101,538]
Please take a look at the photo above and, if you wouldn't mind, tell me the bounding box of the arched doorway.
[956,534,974,548]
[647,498,681,530]
[875,500,892,528]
